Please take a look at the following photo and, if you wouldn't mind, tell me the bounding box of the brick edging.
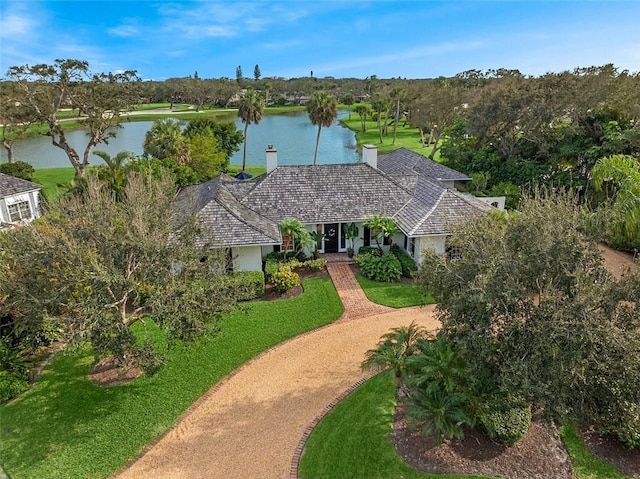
[289,371,380,479]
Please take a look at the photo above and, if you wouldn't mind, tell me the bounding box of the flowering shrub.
[272,270,301,292]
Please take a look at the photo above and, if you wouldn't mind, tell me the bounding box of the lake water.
[0,111,360,169]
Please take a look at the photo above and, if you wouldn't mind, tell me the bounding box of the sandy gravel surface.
[117,306,439,479]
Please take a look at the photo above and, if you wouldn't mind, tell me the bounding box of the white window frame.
[8,200,32,223]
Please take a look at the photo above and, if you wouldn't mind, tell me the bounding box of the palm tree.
[342,93,355,120]
[92,150,135,199]
[364,214,398,251]
[371,97,389,144]
[237,88,264,172]
[307,91,338,166]
[143,118,189,164]
[390,87,406,145]
[354,104,369,132]
[278,218,310,260]
[592,154,640,249]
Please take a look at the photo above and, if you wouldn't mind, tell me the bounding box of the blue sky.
[1,1,639,80]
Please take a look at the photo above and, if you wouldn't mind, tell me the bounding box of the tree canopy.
[416,191,640,447]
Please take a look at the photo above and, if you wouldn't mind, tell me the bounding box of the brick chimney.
[362,144,377,169]
[266,145,277,173]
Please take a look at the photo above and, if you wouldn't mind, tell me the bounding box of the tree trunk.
[49,123,85,177]
[2,140,15,163]
[313,125,322,166]
[392,100,400,145]
[242,122,249,171]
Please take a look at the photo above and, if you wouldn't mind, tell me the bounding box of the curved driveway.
[117,263,439,479]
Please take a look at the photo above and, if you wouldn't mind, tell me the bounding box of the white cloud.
[0,13,36,38]
[108,24,140,38]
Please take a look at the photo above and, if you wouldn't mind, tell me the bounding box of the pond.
[0,111,360,169]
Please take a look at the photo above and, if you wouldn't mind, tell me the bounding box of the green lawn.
[300,372,631,479]
[559,425,630,479]
[341,115,442,160]
[0,277,343,479]
[32,167,76,201]
[356,275,435,308]
[299,371,493,479]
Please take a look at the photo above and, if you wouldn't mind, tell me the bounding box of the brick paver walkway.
[117,262,438,479]
[326,262,395,321]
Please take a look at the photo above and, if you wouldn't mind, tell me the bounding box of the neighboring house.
[174,145,500,272]
[0,173,42,229]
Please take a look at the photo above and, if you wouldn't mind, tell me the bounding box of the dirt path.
[116,262,439,479]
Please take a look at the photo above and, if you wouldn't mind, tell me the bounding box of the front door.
[324,223,339,253]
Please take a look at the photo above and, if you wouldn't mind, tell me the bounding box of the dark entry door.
[324,223,339,253]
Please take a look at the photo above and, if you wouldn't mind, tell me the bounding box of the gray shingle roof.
[395,176,492,236]
[0,173,41,198]
[174,177,280,247]
[378,148,471,181]
[174,150,492,247]
[235,163,413,224]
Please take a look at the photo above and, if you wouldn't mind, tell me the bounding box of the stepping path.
[117,264,439,479]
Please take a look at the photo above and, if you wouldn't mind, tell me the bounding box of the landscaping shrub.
[264,250,307,262]
[389,244,417,277]
[0,161,36,181]
[272,270,301,293]
[226,271,265,300]
[302,258,327,270]
[358,246,382,256]
[264,259,279,282]
[478,398,532,445]
[356,253,402,282]
[0,339,29,403]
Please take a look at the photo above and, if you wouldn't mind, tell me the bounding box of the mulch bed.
[260,267,329,302]
[393,400,574,479]
[579,426,640,479]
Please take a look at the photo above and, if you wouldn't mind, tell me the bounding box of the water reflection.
[0,111,359,169]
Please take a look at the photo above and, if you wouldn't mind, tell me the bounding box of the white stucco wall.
[233,246,263,272]
[415,235,448,262]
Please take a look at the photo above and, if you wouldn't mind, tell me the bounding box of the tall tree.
[6,59,139,177]
[307,91,338,166]
[254,64,261,81]
[237,88,264,172]
[342,92,355,120]
[354,104,370,132]
[390,87,406,145]
[371,96,389,144]
[183,117,243,162]
[416,191,640,447]
[143,118,190,164]
[236,65,243,85]
[0,174,238,371]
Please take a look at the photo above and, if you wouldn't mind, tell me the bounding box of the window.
[8,201,32,223]
[408,237,416,257]
[446,245,462,261]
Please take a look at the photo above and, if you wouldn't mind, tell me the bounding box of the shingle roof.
[0,173,41,198]
[378,148,471,181]
[174,177,280,247]
[395,176,492,236]
[234,163,413,224]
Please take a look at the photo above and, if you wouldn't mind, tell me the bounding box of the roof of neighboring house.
[174,177,281,247]
[0,173,42,199]
[232,163,412,224]
[378,148,471,181]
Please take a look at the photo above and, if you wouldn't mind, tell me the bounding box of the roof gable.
[0,173,41,198]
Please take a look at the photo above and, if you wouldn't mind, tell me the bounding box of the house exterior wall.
[233,246,263,271]
[440,180,456,189]
[0,190,41,228]
[415,235,448,262]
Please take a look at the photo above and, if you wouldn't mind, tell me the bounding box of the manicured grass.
[299,371,492,479]
[226,164,266,177]
[0,278,343,479]
[32,167,76,201]
[559,425,629,479]
[341,115,442,161]
[300,372,629,479]
[356,275,435,308]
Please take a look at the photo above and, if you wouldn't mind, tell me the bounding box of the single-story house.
[0,173,42,229]
[174,145,502,272]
